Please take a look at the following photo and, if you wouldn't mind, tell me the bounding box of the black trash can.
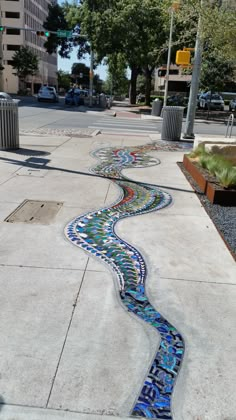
[152,99,162,116]
[161,106,184,141]
[0,99,19,150]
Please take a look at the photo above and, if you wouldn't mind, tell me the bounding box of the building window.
[6,28,21,35]
[5,11,20,18]
[5,0,20,2]
[7,44,21,51]
[7,60,15,65]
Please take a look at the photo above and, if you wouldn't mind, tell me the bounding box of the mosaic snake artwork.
[65,142,186,419]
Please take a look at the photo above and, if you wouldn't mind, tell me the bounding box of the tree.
[71,62,90,87]
[174,0,236,61]
[200,51,235,93]
[57,70,71,91]
[70,0,168,105]
[43,1,90,59]
[105,53,129,96]
[11,46,38,92]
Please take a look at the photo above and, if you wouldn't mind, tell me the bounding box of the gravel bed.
[178,162,236,260]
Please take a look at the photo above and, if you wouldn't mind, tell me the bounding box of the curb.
[92,129,101,137]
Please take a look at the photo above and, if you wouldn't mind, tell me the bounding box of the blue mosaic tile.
[65,143,185,419]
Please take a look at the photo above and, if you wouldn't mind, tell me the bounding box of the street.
[18,97,230,137]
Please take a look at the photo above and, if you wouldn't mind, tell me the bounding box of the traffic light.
[36,31,50,37]
[0,26,5,32]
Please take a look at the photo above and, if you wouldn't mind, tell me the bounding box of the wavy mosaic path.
[65,142,185,419]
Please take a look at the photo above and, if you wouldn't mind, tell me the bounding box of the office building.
[0,0,57,94]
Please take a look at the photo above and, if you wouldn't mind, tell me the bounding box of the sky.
[57,0,108,80]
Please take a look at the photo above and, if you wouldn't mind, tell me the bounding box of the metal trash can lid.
[162,106,185,111]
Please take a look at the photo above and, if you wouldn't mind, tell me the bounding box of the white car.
[38,86,59,103]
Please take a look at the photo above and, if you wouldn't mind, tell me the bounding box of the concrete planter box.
[183,155,236,206]
[183,155,207,193]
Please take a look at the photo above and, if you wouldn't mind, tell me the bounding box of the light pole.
[184,0,204,139]
[163,2,179,107]
[89,49,94,107]
[0,2,4,91]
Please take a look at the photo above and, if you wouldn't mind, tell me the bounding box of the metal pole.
[183,0,204,139]
[163,8,174,107]
[89,49,94,107]
[0,2,4,91]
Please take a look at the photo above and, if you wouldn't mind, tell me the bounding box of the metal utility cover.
[5,200,63,224]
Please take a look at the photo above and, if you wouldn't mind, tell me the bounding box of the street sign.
[57,30,72,38]
[176,50,191,65]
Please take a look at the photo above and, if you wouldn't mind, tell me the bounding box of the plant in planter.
[215,167,236,189]
[183,147,236,204]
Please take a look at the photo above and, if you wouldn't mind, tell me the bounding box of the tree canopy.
[44,0,236,105]
[11,46,38,84]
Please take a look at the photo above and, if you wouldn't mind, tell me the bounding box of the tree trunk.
[145,67,152,106]
[129,67,138,104]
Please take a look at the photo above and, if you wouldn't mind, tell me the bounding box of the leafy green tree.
[11,46,38,92]
[174,0,236,61]
[57,70,71,91]
[200,51,235,93]
[71,62,90,87]
[71,0,168,105]
[105,53,129,96]
[43,1,90,59]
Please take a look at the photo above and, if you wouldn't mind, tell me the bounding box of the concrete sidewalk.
[0,131,235,420]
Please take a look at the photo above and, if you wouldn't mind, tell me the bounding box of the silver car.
[38,86,59,103]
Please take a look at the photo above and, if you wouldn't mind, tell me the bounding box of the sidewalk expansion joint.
[0,402,132,419]
[160,276,236,286]
[0,263,86,272]
[46,257,89,408]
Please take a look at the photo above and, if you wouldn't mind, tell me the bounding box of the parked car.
[65,88,87,106]
[0,92,13,101]
[229,98,236,112]
[38,86,59,103]
[167,94,186,106]
[199,92,224,111]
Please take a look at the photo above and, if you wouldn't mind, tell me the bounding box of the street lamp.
[0,2,4,91]
[184,0,204,139]
[89,49,94,107]
[163,2,180,107]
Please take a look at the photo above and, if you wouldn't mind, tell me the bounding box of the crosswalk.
[88,116,161,134]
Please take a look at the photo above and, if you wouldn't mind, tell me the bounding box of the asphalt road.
[18,97,231,136]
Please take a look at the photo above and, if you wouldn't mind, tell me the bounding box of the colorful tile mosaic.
[65,142,185,419]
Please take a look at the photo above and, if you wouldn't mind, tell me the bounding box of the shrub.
[215,167,236,188]
[199,153,211,169]
[206,155,232,175]
[189,144,206,158]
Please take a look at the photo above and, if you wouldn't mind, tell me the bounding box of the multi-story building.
[154,64,192,96]
[0,0,57,94]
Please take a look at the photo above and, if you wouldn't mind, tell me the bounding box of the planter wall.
[206,182,236,206]
[183,155,236,206]
[183,155,207,193]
